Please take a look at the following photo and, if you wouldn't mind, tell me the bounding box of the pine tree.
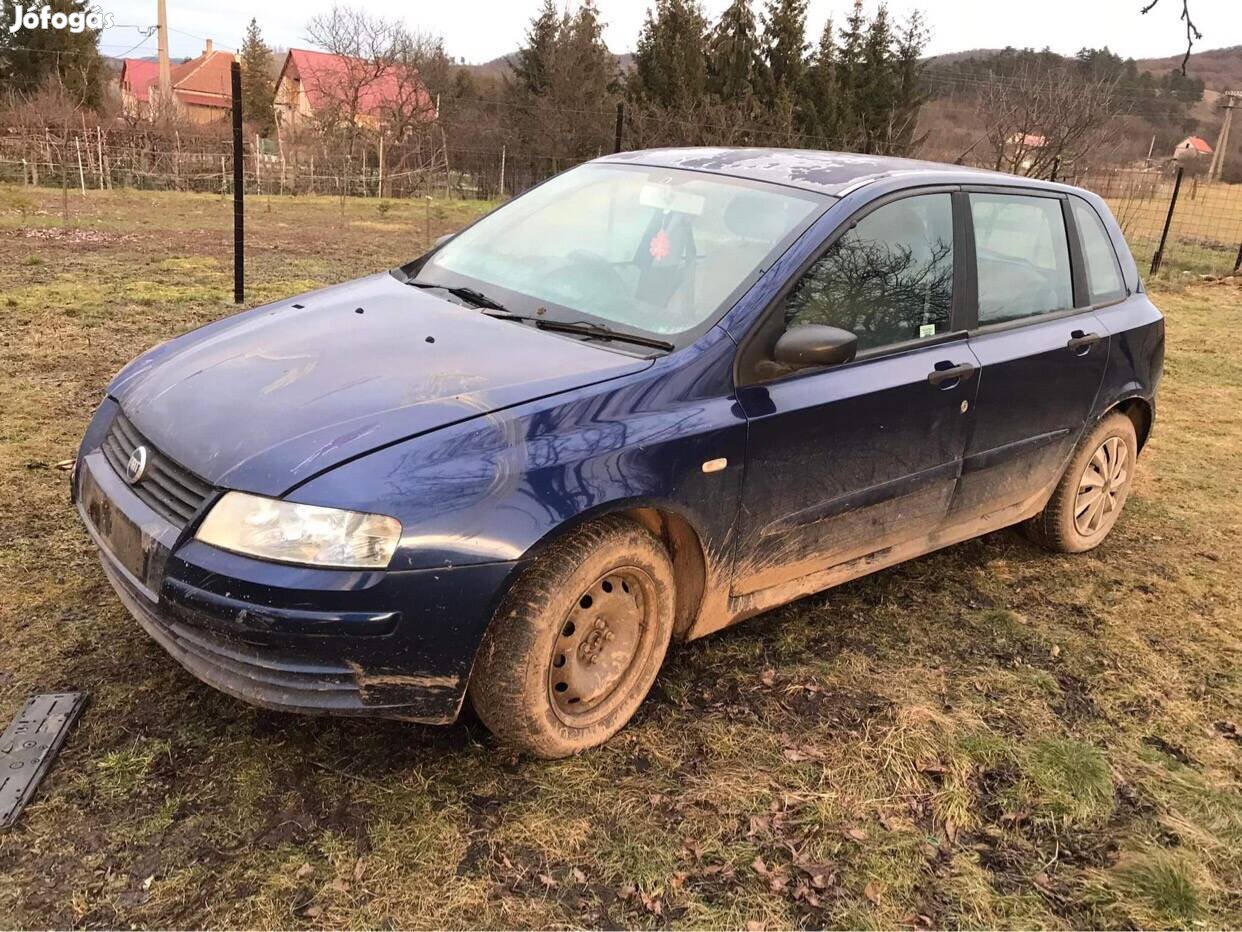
[508,1,616,165]
[889,12,928,154]
[631,0,709,110]
[707,0,760,103]
[855,4,895,152]
[560,0,616,150]
[239,18,275,134]
[757,0,808,110]
[512,0,560,97]
[0,0,105,108]
[803,18,840,146]
[834,0,868,149]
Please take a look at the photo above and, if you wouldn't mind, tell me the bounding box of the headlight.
[196,491,402,569]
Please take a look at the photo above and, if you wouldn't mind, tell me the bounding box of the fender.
[289,326,747,599]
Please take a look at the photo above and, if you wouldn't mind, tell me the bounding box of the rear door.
[949,189,1110,525]
[732,191,979,595]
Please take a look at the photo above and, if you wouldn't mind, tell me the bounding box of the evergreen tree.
[707,0,760,103]
[631,0,709,110]
[803,18,840,145]
[508,1,616,165]
[0,0,105,108]
[239,18,276,134]
[511,0,560,97]
[834,0,869,149]
[855,3,895,152]
[889,11,928,153]
[757,0,808,110]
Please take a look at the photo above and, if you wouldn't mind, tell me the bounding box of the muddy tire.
[1026,412,1138,553]
[468,516,676,758]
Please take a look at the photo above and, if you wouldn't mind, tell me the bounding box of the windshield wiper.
[408,280,509,312]
[484,311,674,352]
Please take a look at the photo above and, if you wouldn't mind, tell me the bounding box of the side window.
[971,193,1073,325]
[1071,197,1127,304]
[783,193,954,352]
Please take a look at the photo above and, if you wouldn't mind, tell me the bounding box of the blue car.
[75,149,1164,757]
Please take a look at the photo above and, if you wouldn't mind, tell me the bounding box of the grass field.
[1,186,1240,929]
[1091,175,1242,278]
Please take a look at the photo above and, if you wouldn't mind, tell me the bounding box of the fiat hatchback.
[75,148,1163,757]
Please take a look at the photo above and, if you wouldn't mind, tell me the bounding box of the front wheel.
[468,516,676,758]
[1026,411,1138,553]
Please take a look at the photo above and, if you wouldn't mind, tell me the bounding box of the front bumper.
[74,404,519,723]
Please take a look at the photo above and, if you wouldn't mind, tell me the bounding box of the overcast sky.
[98,0,1241,65]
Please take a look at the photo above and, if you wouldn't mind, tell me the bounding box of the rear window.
[1071,197,1126,304]
[971,193,1073,325]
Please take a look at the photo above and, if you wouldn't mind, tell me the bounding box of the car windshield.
[415,163,824,339]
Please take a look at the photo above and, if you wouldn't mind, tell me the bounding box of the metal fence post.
[614,102,624,154]
[1150,165,1183,276]
[231,62,244,304]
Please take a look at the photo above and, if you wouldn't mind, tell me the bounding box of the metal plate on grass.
[0,692,88,829]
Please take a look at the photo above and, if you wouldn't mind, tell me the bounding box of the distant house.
[1003,132,1048,173]
[120,41,234,123]
[1008,133,1048,150]
[273,48,435,137]
[1173,136,1213,161]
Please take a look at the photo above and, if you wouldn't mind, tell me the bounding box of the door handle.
[928,361,977,387]
[1067,330,1101,355]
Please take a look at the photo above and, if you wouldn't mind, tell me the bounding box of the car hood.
[109,273,652,497]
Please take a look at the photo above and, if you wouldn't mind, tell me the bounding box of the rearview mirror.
[772,325,858,368]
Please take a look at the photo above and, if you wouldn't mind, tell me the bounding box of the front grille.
[101,412,213,528]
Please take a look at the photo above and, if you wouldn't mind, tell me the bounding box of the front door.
[950,191,1111,524]
[732,192,978,596]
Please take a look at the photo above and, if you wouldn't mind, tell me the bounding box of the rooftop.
[278,48,433,120]
[120,43,233,107]
[599,147,1010,197]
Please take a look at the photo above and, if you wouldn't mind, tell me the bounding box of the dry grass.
[1,186,1240,929]
[1093,177,1242,278]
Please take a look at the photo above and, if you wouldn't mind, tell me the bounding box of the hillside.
[1134,44,1242,91]
[463,50,634,81]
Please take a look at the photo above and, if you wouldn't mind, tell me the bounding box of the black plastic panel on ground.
[0,693,88,829]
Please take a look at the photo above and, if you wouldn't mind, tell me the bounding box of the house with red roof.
[120,41,234,123]
[273,48,435,137]
[1173,136,1213,160]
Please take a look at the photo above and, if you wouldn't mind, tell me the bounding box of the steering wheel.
[547,250,629,303]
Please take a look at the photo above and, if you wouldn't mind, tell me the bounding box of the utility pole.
[1207,91,1239,182]
[156,0,172,115]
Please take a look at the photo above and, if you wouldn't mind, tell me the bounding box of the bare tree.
[301,6,441,195]
[1139,0,1201,75]
[304,6,404,141]
[978,58,1125,178]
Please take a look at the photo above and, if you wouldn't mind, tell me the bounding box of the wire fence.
[1068,164,1242,277]
[0,123,578,201]
[3,123,1240,278]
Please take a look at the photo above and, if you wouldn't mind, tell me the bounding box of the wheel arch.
[519,499,711,642]
[1107,395,1154,451]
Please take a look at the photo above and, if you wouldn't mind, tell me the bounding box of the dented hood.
[109,273,651,496]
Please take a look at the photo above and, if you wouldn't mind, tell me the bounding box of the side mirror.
[773,324,858,368]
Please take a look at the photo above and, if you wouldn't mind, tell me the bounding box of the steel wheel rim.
[1074,435,1129,537]
[548,567,655,725]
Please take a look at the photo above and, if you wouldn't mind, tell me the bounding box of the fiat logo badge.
[125,446,149,485]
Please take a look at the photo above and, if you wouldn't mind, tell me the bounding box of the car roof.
[596,147,1021,197]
